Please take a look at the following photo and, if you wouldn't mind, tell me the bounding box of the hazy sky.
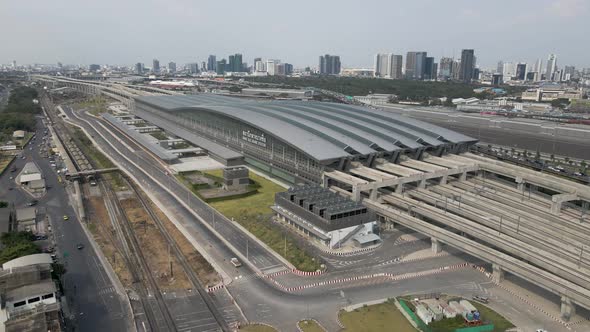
[1,0,589,69]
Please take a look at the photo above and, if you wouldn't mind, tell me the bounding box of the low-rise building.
[354,94,395,106]
[273,185,379,249]
[241,88,314,99]
[222,166,249,190]
[15,208,37,232]
[16,163,45,194]
[12,131,25,140]
[521,86,583,101]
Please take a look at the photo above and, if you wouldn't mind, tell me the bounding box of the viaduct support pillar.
[352,186,361,202]
[369,188,378,201]
[560,296,576,321]
[440,175,448,185]
[431,238,442,254]
[395,184,404,194]
[492,263,504,284]
[459,172,467,181]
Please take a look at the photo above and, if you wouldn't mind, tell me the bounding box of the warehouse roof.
[135,94,476,162]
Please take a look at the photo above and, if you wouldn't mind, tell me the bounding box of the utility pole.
[499,215,503,235]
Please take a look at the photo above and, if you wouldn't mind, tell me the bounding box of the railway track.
[124,175,229,331]
[101,179,178,331]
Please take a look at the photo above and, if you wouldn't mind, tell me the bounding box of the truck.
[230,257,242,267]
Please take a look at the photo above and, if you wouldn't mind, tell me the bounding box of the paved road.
[0,119,128,331]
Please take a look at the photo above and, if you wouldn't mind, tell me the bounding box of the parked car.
[472,295,489,303]
[76,243,84,250]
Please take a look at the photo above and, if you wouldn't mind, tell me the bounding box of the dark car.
[76,243,84,250]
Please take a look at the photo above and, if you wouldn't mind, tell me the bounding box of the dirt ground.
[87,196,133,288]
[119,197,192,291]
[149,199,221,287]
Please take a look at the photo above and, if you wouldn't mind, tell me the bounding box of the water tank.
[466,312,474,321]
[473,311,481,320]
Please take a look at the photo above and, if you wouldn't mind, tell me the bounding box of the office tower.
[216,59,227,75]
[553,69,563,82]
[207,55,217,71]
[152,59,160,73]
[564,66,575,81]
[472,67,479,81]
[168,62,176,74]
[405,52,427,79]
[201,61,207,72]
[458,49,475,83]
[533,58,543,74]
[319,54,341,75]
[234,54,243,72]
[424,57,435,80]
[89,64,100,72]
[188,63,198,74]
[374,54,388,77]
[255,58,266,72]
[284,63,293,75]
[502,62,515,80]
[496,61,504,74]
[390,55,403,79]
[439,57,454,80]
[492,73,503,85]
[135,62,143,75]
[515,63,527,80]
[267,59,280,76]
[546,54,557,81]
[228,55,235,71]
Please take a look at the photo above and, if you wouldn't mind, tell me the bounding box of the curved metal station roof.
[135,94,476,162]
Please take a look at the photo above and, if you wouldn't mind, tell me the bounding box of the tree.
[0,242,40,264]
[1,231,35,247]
[0,201,7,208]
[511,147,516,156]
[550,98,570,109]
[550,154,555,161]
[581,160,587,170]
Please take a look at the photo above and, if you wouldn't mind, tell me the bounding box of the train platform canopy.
[135,94,477,163]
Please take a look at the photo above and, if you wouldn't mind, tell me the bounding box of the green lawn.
[239,324,278,332]
[298,320,325,332]
[178,169,322,271]
[339,302,417,332]
[74,97,108,116]
[472,302,515,332]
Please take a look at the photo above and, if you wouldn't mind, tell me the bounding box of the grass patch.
[74,97,108,116]
[239,324,278,332]
[178,169,321,271]
[149,131,168,140]
[471,302,514,332]
[298,320,325,332]
[339,301,417,332]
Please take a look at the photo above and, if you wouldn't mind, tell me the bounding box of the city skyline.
[1,0,589,68]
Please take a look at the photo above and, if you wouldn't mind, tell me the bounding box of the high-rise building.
[135,62,143,75]
[496,61,504,74]
[267,59,280,76]
[319,54,341,75]
[564,66,575,81]
[255,58,266,72]
[201,61,207,72]
[234,54,243,72]
[189,63,198,74]
[546,54,557,81]
[458,49,475,83]
[11,60,16,68]
[284,63,293,75]
[502,62,515,80]
[424,57,436,80]
[452,59,461,80]
[374,53,403,79]
[89,64,100,72]
[168,62,176,74]
[207,55,217,71]
[492,73,503,85]
[405,52,427,79]
[216,59,227,75]
[439,57,454,80]
[533,58,543,74]
[152,59,160,73]
[515,63,527,80]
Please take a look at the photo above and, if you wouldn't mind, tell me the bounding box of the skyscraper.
[496,61,504,74]
[201,61,207,72]
[234,54,243,72]
[284,63,293,75]
[267,59,280,76]
[189,63,198,74]
[374,54,402,79]
[135,63,143,75]
[503,62,515,80]
[458,49,475,83]
[405,52,427,79]
[533,58,543,74]
[168,62,176,74]
[546,54,557,81]
[152,59,160,73]
[207,55,217,71]
[424,57,436,80]
[319,54,341,75]
[255,58,266,72]
[216,59,227,75]
[439,57,454,80]
[515,63,527,80]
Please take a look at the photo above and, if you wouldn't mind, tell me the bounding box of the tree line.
[0,86,41,142]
